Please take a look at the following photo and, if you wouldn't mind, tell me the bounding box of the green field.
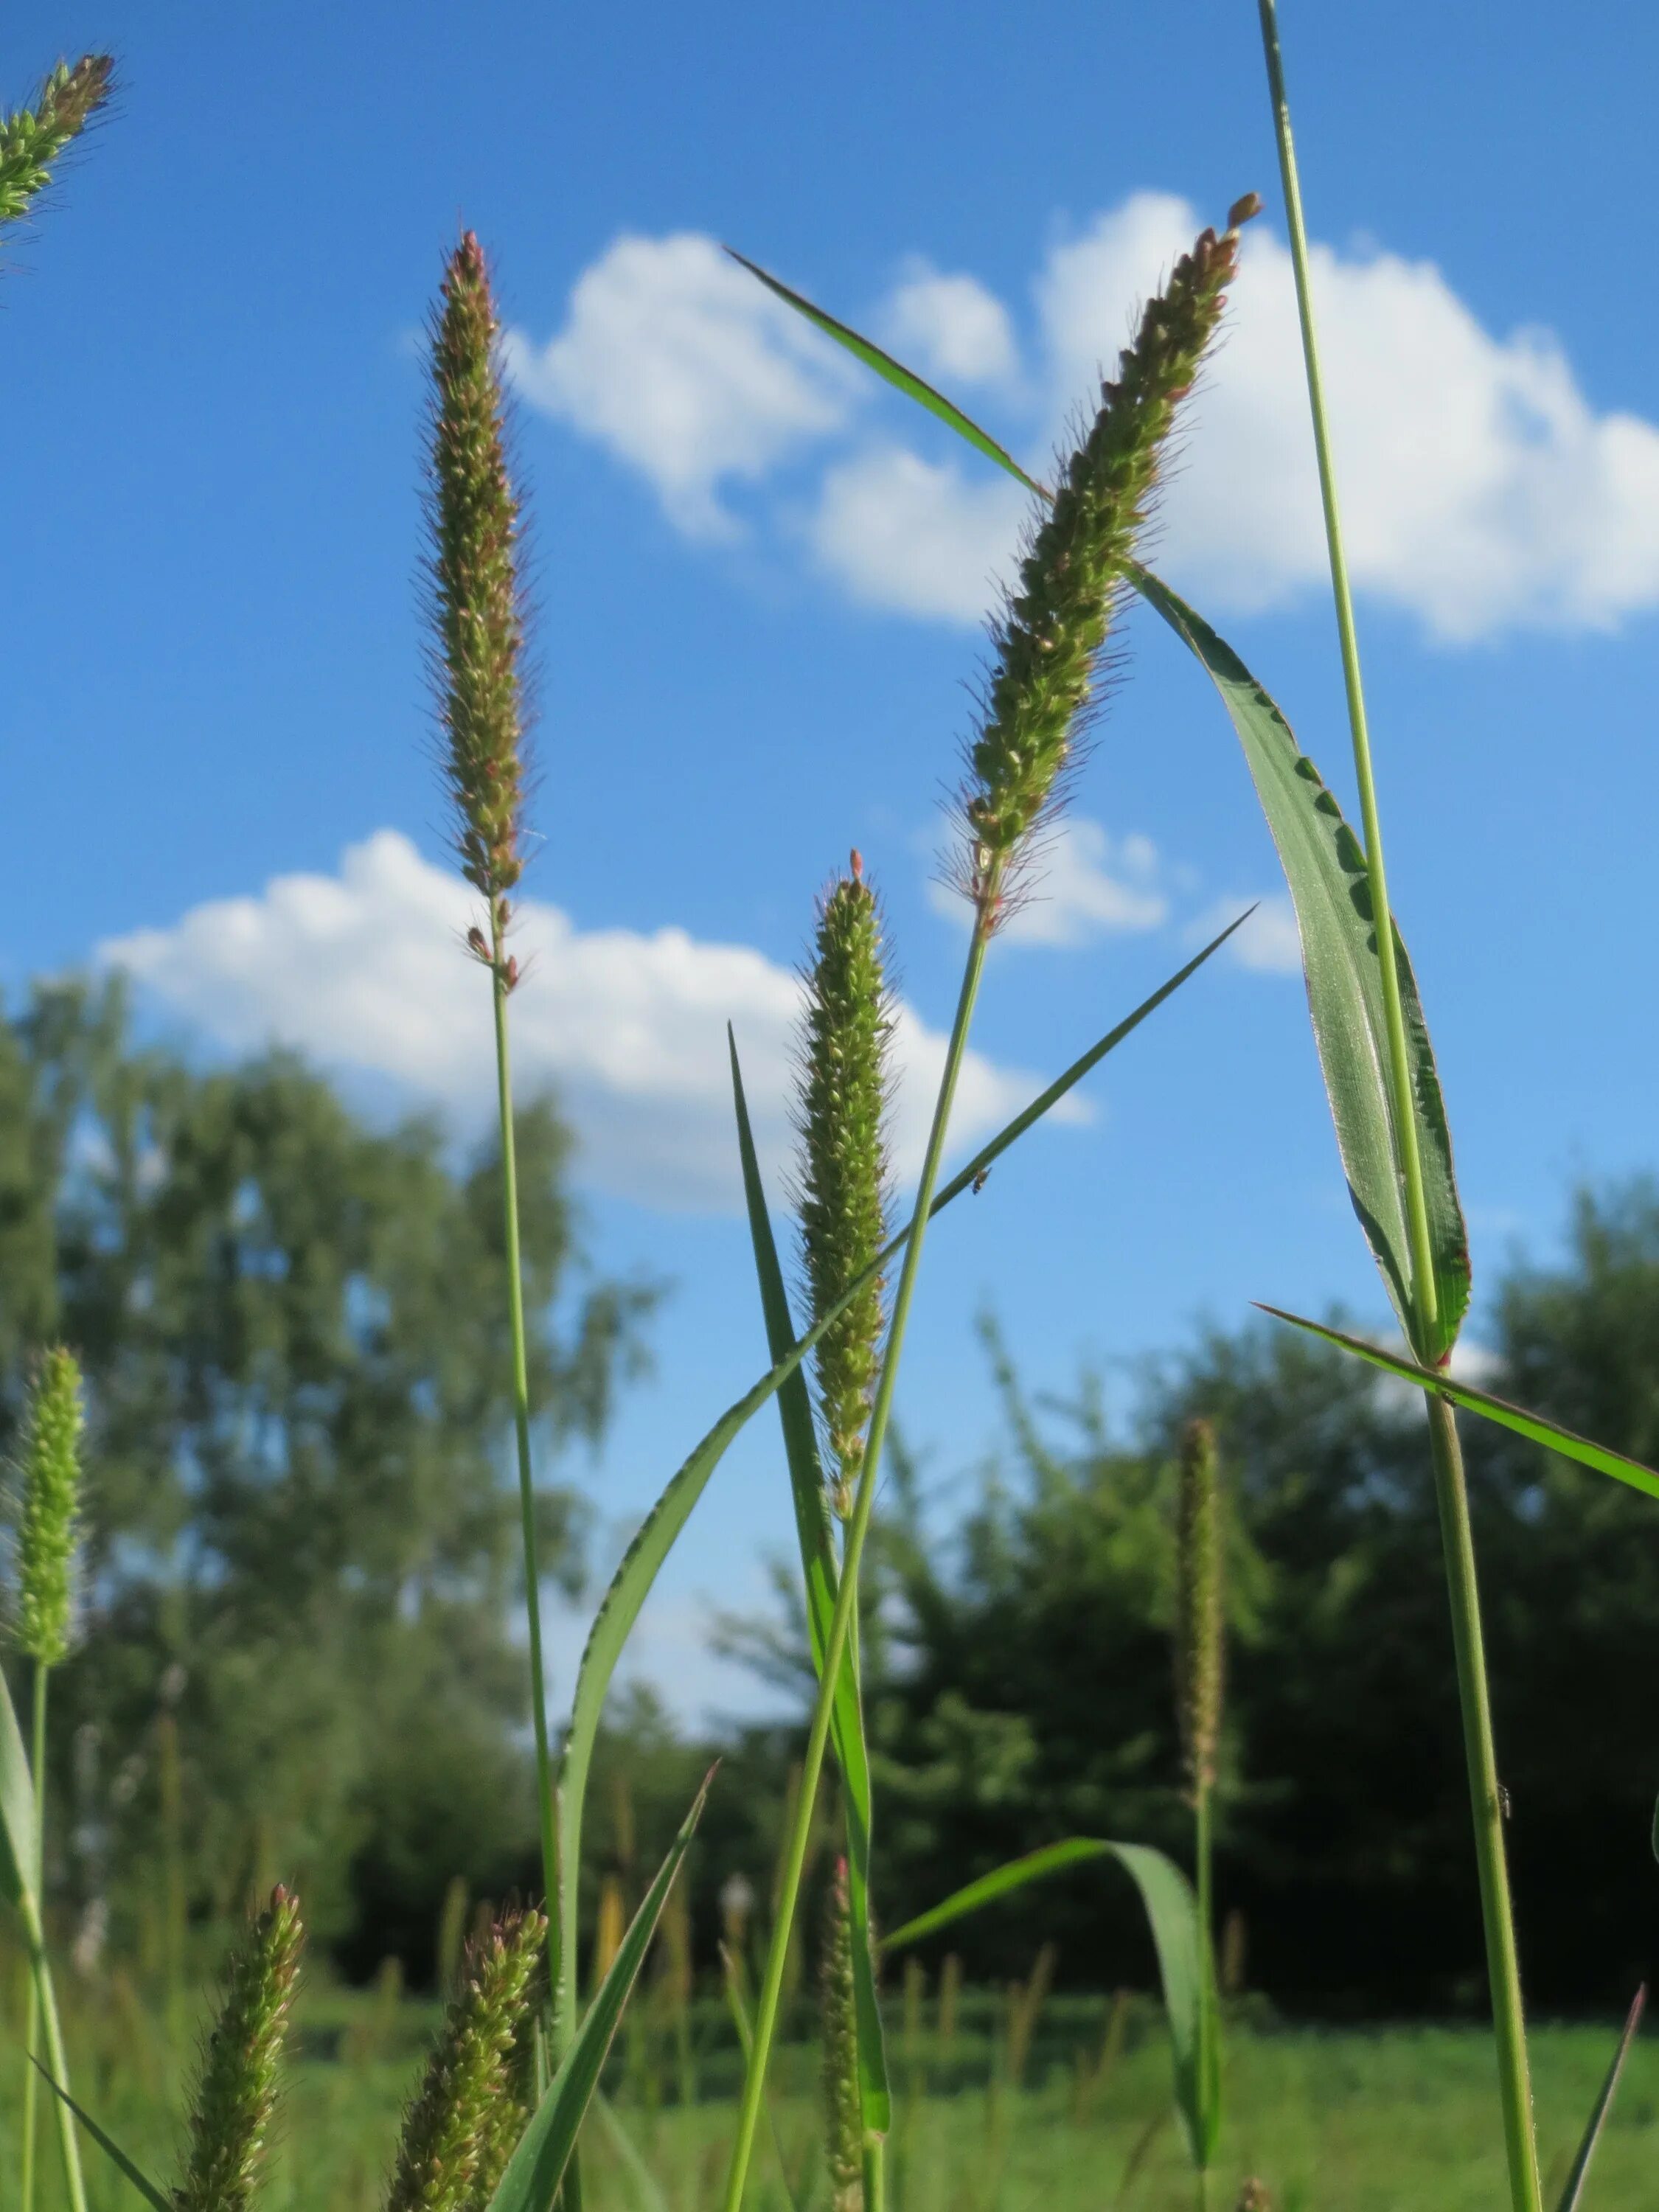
[4,1980,1652,2212]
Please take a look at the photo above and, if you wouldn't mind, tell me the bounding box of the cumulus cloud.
[1189,891,1303,975]
[927,817,1168,947]
[501,232,854,540]
[517,200,1659,640]
[100,831,1077,1214]
[880,260,1020,386]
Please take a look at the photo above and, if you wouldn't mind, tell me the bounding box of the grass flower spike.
[427,229,527,914]
[820,1860,864,2212]
[1,56,114,231]
[1174,1416,1223,1801]
[15,1346,83,1668]
[175,1886,304,2212]
[386,1909,546,2212]
[962,200,1256,923]
[797,855,894,1519]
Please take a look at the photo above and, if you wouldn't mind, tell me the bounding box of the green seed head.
[961,203,1253,923]
[796,856,893,1519]
[175,1886,305,2212]
[13,1346,84,1666]
[0,55,114,230]
[386,1909,547,2212]
[1174,1416,1224,1801]
[426,230,528,909]
[820,1857,864,2212]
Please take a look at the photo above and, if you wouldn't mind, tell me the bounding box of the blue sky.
[6,1,1658,1721]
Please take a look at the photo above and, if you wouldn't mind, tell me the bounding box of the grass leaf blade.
[725,247,1045,495]
[492,1773,712,2212]
[882,1838,1212,2164]
[0,1663,40,1906]
[728,1030,891,2134]
[1259,1307,1659,1502]
[1132,561,1470,1363]
[28,2066,170,2212]
[1555,1986,1646,2212]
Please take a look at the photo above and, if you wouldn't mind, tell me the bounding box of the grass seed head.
[386,1908,547,2212]
[0,55,114,229]
[1233,2184,1273,2212]
[1174,1416,1224,1801]
[13,1345,84,1667]
[796,855,893,1519]
[960,202,1253,925]
[819,1857,864,2212]
[174,1885,304,2212]
[425,230,528,911]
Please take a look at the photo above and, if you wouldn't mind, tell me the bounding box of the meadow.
[5,1972,1659,2212]
[5,9,1659,2212]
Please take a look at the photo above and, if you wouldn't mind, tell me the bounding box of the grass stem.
[1425,1395,1542,2212]
[18,1884,87,2212]
[1194,1781,1215,2198]
[490,906,560,1981]
[720,890,998,2212]
[1254,0,1438,1348]
[21,1661,47,2212]
[1254,11,1541,2203]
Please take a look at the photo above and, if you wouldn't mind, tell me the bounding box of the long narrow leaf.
[882,1838,1214,2165]
[726,248,1046,496]
[0,1663,40,1905]
[729,1032,890,2133]
[1131,564,1469,1366]
[1260,1307,1659,1504]
[490,1773,712,2212]
[552,920,1241,2036]
[29,2067,170,2212]
[1555,1986,1646,2212]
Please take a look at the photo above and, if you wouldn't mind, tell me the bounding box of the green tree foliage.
[0,976,653,1967]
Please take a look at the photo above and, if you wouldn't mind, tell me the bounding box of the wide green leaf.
[30,2065,170,2212]
[726,248,1046,497]
[0,1663,40,1906]
[1555,1986,1646,2212]
[883,1838,1217,2166]
[1130,566,1469,1366]
[552,919,1242,2038]
[490,1774,711,2212]
[728,1031,890,2134]
[1260,1306,1659,1504]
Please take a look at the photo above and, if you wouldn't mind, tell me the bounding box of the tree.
[0,975,655,1969]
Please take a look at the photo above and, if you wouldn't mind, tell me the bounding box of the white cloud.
[1190,891,1303,975]
[501,232,853,540]
[881,260,1020,386]
[100,831,1079,1215]
[927,817,1166,947]
[808,445,1026,620]
[522,201,1659,641]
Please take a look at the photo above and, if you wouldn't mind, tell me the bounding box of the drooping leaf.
[729,1031,890,2135]
[1555,1986,1646,2212]
[29,2065,170,2212]
[1130,564,1469,1366]
[489,1773,712,2212]
[726,248,1046,497]
[1259,1307,1659,1504]
[0,1663,40,1907]
[883,1839,1216,2166]
[551,920,1242,2038]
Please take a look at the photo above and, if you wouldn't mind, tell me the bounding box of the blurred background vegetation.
[3,976,1656,2023]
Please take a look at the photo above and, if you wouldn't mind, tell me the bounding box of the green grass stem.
[1254,0,1438,1349]
[18,1880,88,2212]
[720,885,999,2212]
[21,1660,46,2212]
[490,910,560,1981]
[1255,8,1541,2206]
